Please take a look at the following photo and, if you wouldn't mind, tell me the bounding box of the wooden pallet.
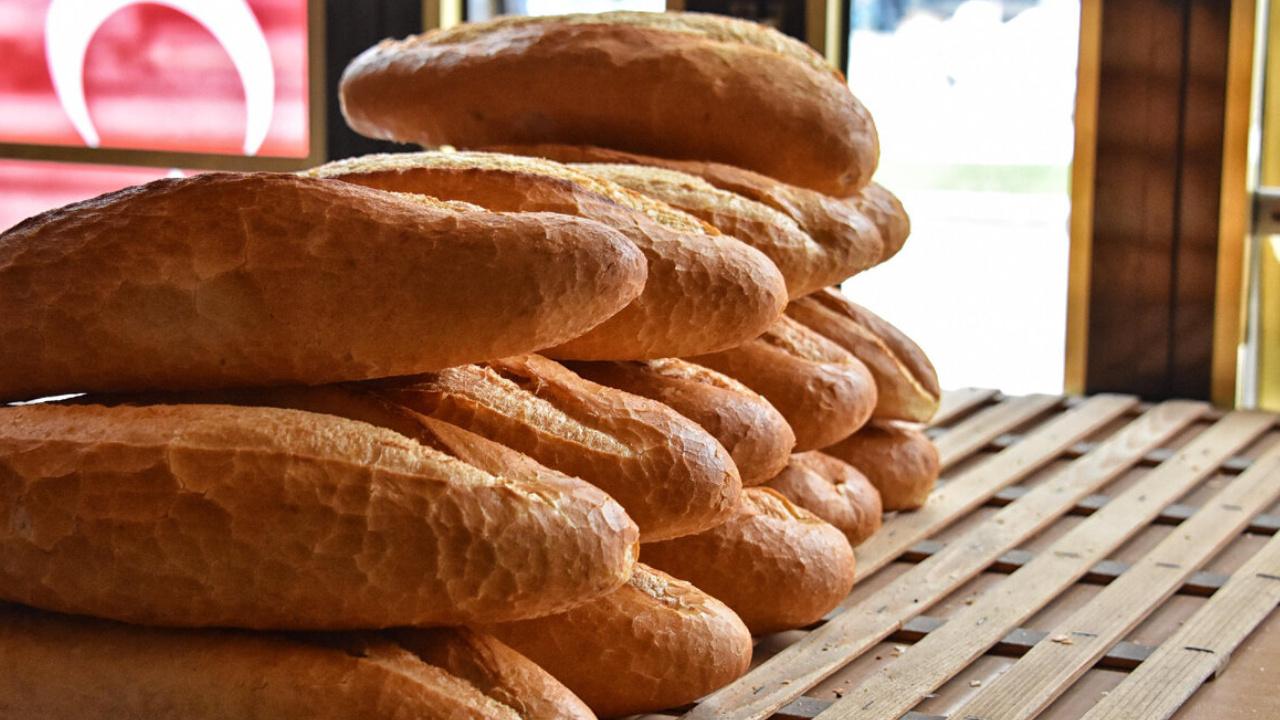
[644,391,1280,720]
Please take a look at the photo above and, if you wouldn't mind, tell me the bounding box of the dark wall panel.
[324,0,422,162]
[1086,0,1229,400]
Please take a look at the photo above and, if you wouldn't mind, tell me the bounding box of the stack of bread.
[0,11,941,719]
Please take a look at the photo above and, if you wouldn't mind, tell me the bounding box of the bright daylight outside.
[843,0,1080,395]
[473,0,1081,396]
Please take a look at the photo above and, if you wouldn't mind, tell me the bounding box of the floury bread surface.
[486,143,894,279]
[0,402,638,630]
[690,315,878,451]
[764,451,882,546]
[563,358,795,485]
[0,604,596,720]
[641,487,857,635]
[0,172,646,403]
[786,288,940,422]
[476,564,752,718]
[370,355,742,542]
[566,161,881,298]
[339,12,879,195]
[310,152,787,360]
[823,419,940,511]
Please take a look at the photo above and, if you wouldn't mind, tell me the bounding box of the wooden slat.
[931,393,1062,470]
[679,396,1158,720]
[989,488,1280,533]
[811,410,1276,720]
[981,439,1258,474]
[927,388,1001,429]
[889,615,1156,670]
[894,544,1236,597]
[945,439,1280,720]
[855,394,1140,581]
[1079,531,1280,720]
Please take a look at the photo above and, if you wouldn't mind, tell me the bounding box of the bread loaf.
[822,420,940,511]
[786,288,940,422]
[0,603,594,720]
[369,354,742,542]
[763,452,881,546]
[476,564,752,718]
[567,162,852,298]
[340,11,879,195]
[689,315,878,451]
[309,151,787,360]
[641,487,857,635]
[0,172,647,403]
[847,181,911,263]
[488,143,890,278]
[563,358,794,486]
[386,627,596,720]
[0,402,638,629]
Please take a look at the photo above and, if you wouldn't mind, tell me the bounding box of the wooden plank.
[855,394,1141,581]
[928,388,1000,429]
[889,615,1156,670]
[894,543,1236,597]
[945,438,1280,720]
[930,393,1062,470]
[989,488,1280,533]
[810,410,1275,720]
[678,396,1166,720]
[1079,530,1280,720]
[982,440,1257,474]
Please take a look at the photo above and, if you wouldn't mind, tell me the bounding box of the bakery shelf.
[645,391,1280,720]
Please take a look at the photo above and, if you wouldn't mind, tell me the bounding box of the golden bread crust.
[822,420,940,511]
[641,487,857,634]
[764,451,882,545]
[311,151,787,361]
[689,316,878,451]
[340,13,878,195]
[563,358,794,485]
[0,172,647,403]
[0,402,637,629]
[370,355,742,542]
[478,564,752,718]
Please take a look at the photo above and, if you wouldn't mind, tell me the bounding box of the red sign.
[0,0,311,158]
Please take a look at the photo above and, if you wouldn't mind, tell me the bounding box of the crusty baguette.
[309,151,787,360]
[566,162,844,298]
[0,603,593,720]
[563,358,794,486]
[847,181,911,263]
[786,288,940,422]
[763,452,881,546]
[340,12,878,195]
[369,354,742,542]
[0,172,647,403]
[689,315,877,451]
[476,564,752,718]
[0,402,638,629]
[485,143,890,275]
[387,627,596,720]
[641,487,857,635]
[822,420,940,511]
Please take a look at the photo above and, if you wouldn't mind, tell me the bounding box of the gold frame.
[424,0,463,29]
[1213,0,1260,407]
[0,0,328,172]
[1064,0,1103,396]
[1252,0,1280,407]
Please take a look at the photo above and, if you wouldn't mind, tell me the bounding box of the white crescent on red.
[43,0,276,156]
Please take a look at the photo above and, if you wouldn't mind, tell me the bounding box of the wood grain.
[811,410,1275,720]
[946,437,1280,720]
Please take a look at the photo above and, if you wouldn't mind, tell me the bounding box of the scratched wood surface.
[636,391,1280,720]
